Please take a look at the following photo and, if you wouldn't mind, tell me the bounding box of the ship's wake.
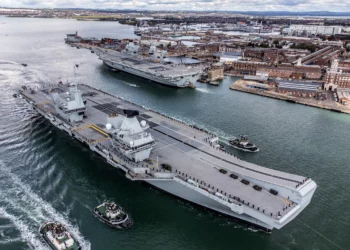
[0,161,91,250]
[0,208,48,250]
[195,88,211,94]
[121,81,140,88]
[0,60,17,65]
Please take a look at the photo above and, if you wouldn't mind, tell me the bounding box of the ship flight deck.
[19,83,317,230]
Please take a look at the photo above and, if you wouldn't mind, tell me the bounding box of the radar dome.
[106,123,112,130]
[140,120,147,127]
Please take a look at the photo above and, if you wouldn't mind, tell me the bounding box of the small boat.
[94,201,133,229]
[39,221,81,250]
[209,81,219,86]
[21,63,27,67]
[229,135,259,152]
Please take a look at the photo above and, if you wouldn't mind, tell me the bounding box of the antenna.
[73,64,83,85]
[73,64,77,84]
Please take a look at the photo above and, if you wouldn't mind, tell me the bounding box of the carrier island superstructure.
[18,83,317,231]
[94,42,202,88]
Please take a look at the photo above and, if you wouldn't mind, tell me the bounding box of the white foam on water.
[0,237,23,245]
[121,81,140,88]
[247,227,259,233]
[2,197,43,225]
[0,224,13,229]
[195,88,211,94]
[0,161,91,250]
[0,208,48,250]
[0,60,17,65]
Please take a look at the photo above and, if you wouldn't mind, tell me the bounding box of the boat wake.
[195,88,211,94]
[121,81,140,88]
[0,60,17,65]
[0,208,48,250]
[0,161,91,250]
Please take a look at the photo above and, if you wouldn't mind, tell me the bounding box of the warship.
[94,201,133,229]
[94,41,202,88]
[18,83,317,232]
[39,221,81,250]
[64,32,81,44]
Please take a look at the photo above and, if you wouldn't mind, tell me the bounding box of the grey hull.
[146,179,273,230]
[102,60,198,88]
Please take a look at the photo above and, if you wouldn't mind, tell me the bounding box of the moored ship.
[94,201,133,229]
[95,41,202,88]
[39,221,81,250]
[229,136,259,152]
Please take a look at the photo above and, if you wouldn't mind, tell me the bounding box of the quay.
[230,79,350,115]
[18,83,317,231]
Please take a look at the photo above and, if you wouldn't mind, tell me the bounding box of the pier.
[230,79,350,115]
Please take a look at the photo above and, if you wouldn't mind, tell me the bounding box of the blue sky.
[1,0,350,12]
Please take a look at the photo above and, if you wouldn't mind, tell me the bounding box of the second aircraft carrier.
[18,83,317,231]
[94,41,202,88]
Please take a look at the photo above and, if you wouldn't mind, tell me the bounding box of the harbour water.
[0,17,350,250]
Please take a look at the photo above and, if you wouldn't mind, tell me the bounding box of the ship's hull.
[102,60,199,88]
[93,210,132,229]
[145,178,315,232]
[145,179,273,231]
[228,142,259,152]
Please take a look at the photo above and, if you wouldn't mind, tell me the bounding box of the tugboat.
[94,201,133,229]
[39,221,81,250]
[229,135,259,152]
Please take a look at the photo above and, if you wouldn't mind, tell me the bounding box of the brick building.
[195,43,220,53]
[226,59,322,79]
[276,80,323,97]
[219,44,240,52]
[244,48,265,59]
[325,60,350,90]
[244,48,310,64]
[257,65,322,80]
[338,60,350,68]
[226,61,268,75]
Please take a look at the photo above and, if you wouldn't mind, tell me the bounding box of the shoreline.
[230,79,350,115]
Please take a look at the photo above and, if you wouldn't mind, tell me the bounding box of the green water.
[0,17,349,250]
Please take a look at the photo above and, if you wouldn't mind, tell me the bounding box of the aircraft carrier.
[18,83,317,231]
[94,42,202,88]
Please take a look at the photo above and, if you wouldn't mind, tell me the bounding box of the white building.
[216,52,242,63]
[283,25,343,36]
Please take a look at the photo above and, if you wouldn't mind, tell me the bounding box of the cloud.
[276,0,308,6]
[1,0,350,11]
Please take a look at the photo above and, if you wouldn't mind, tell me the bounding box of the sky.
[1,0,350,12]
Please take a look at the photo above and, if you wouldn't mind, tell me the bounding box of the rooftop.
[277,80,322,92]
